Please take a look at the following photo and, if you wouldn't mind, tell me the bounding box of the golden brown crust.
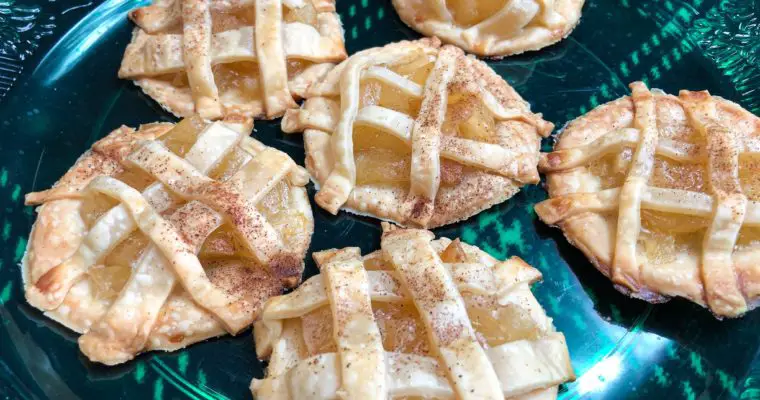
[120,0,346,120]
[536,81,760,318]
[285,39,551,228]
[392,0,585,58]
[252,225,574,399]
[22,117,313,364]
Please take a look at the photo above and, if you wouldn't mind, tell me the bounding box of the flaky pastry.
[22,116,313,364]
[119,0,347,120]
[252,223,574,400]
[283,38,553,228]
[536,81,760,318]
[392,0,584,57]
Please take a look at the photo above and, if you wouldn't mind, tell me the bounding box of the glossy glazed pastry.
[252,223,575,399]
[392,0,585,57]
[537,81,760,318]
[22,116,313,364]
[119,0,347,120]
[283,38,553,228]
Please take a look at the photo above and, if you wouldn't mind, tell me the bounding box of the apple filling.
[638,156,706,262]
[152,4,319,107]
[362,255,388,271]
[79,194,119,228]
[353,125,411,188]
[88,264,132,302]
[466,299,542,347]
[650,157,705,192]
[208,147,251,182]
[210,8,255,33]
[353,56,497,190]
[737,227,760,249]
[199,227,239,259]
[390,53,435,86]
[159,114,206,156]
[87,233,149,301]
[639,210,705,265]
[586,149,632,190]
[639,157,707,262]
[256,180,310,249]
[212,62,263,104]
[446,0,509,27]
[354,68,420,189]
[360,79,422,116]
[283,2,318,26]
[374,302,430,355]
[299,297,532,357]
[301,306,336,355]
[298,241,542,362]
[586,140,714,263]
[441,93,501,145]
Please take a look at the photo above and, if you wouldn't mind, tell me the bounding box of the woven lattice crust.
[283,38,553,228]
[537,81,760,318]
[252,223,574,400]
[119,0,347,120]
[22,116,313,364]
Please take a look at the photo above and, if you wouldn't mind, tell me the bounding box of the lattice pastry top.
[22,116,314,365]
[119,0,347,120]
[252,223,574,400]
[283,38,553,228]
[392,0,585,57]
[536,81,760,318]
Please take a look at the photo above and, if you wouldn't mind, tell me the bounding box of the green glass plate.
[1,0,759,399]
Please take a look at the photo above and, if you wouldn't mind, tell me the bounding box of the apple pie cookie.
[252,223,574,399]
[283,38,553,228]
[22,116,313,365]
[392,0,585,57]
[536,81,760,318]
[119,0,347,120]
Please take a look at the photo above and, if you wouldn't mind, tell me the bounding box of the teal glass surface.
[1,0,759,399]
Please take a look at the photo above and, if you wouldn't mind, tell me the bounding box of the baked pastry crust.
[119,0,347,120]
[283,38,553,228]
[392,0,585,57]
[22,116,313,364]
[536,81,760,318]
[252,223,574,399]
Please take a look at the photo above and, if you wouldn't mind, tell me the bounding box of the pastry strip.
[406,45,458,226]
[323,255,387,399]
[612,82,659,288]
[255,0,298,118]
[181,0,222,119]
[381,228,503,400]
[682,90,748,316]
